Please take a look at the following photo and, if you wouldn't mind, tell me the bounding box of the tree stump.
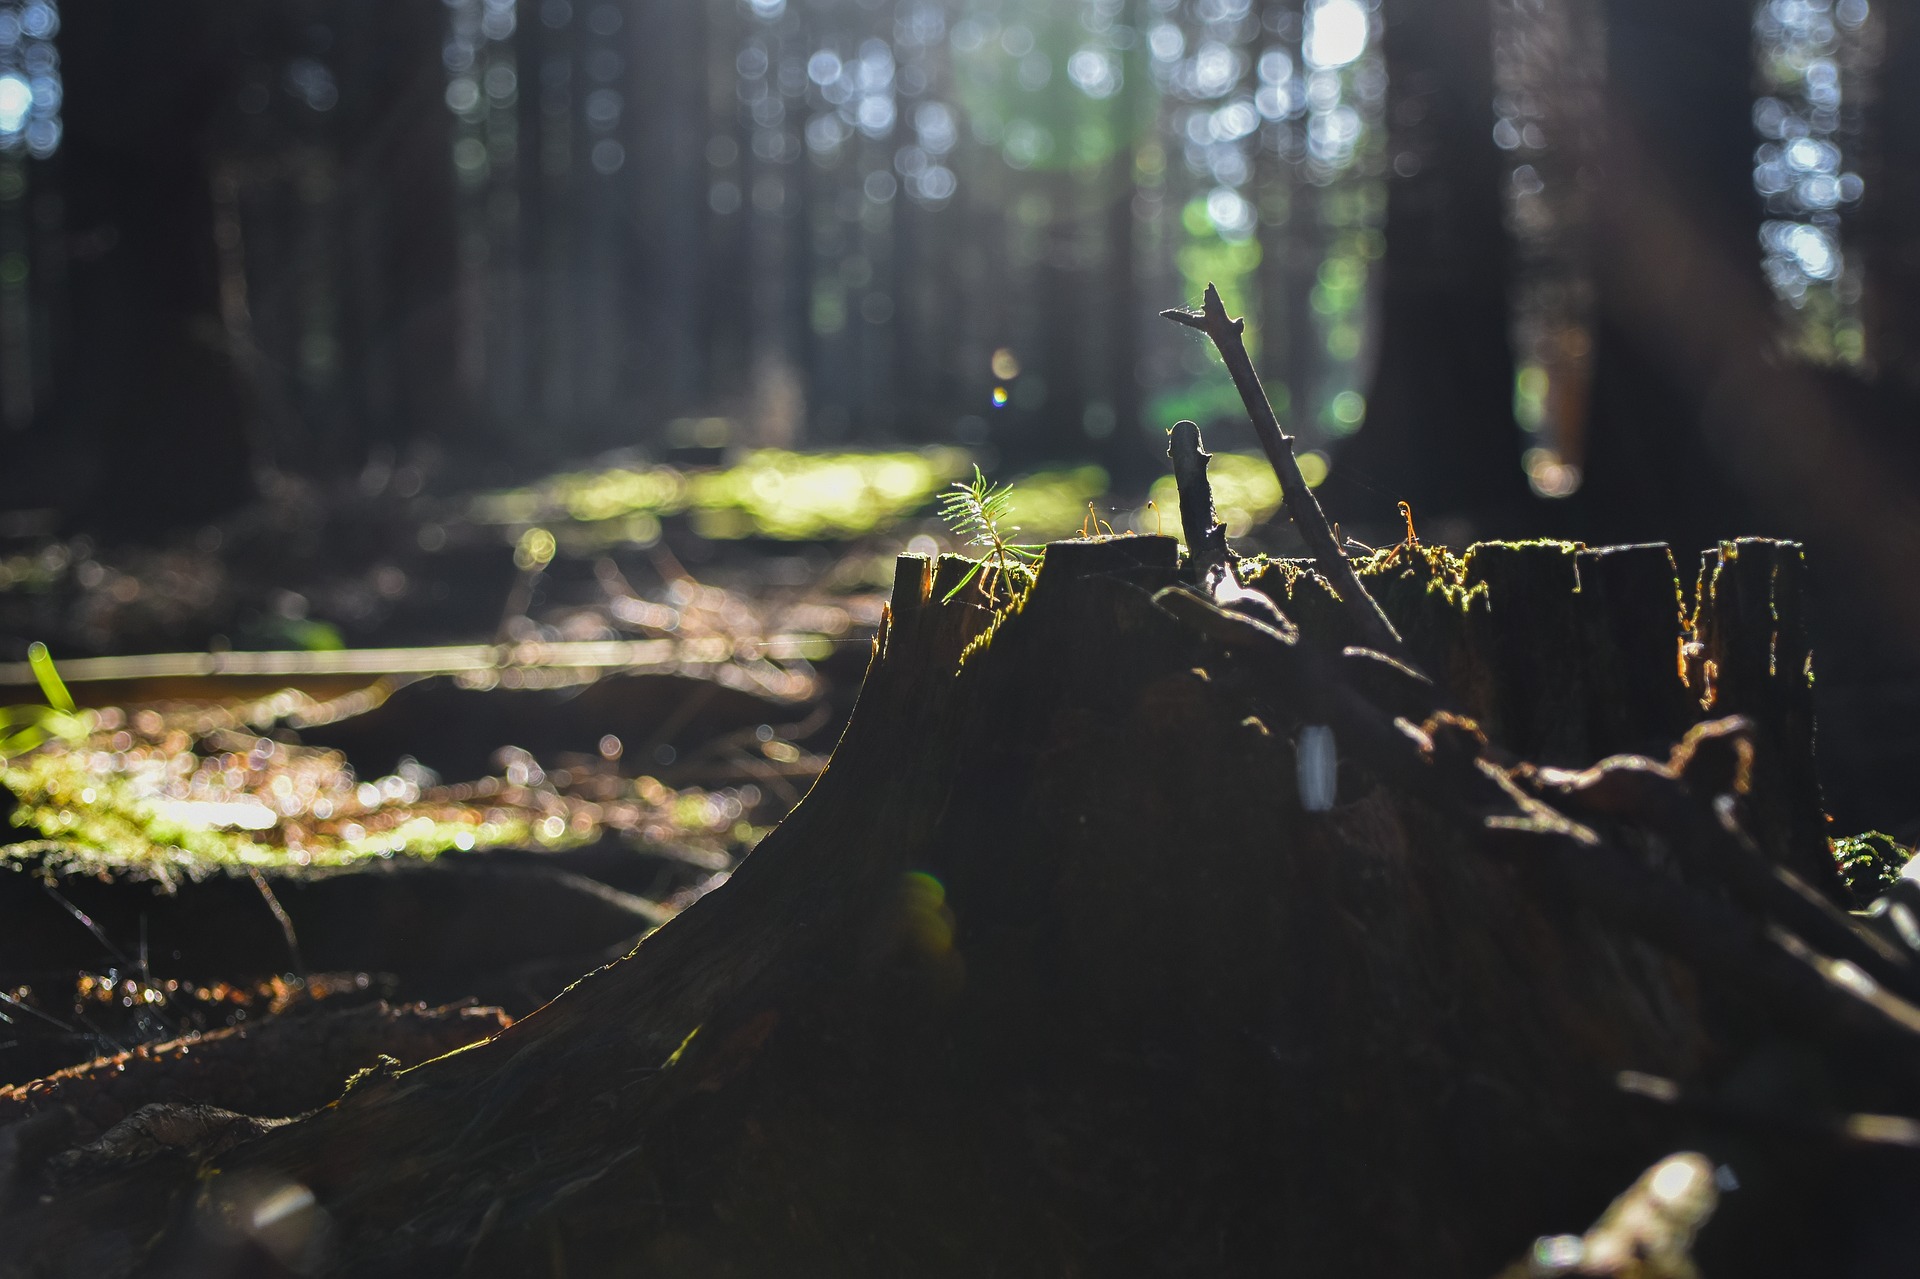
[1,535,1889,1279]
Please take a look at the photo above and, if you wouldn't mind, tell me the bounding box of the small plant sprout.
[0,642,86,762]
[938,466,1044,606]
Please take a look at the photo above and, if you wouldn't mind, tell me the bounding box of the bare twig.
[1168,420,1231,587]
[1168,420,1297,638]
[1162,283,1405,659]
[247,866,306,977]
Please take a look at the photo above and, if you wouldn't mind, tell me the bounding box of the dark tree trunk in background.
[1572,0,1759,553]
[629,0,709,429]
[333,0,462,467]
[1283,178,1321,474]
[1104,142,1143,483]
[1859,0,1920,403]
[52,1,253,532]
[1331,0,1533,538]
[1568,0,1920,838]
[1034,170,1090,463]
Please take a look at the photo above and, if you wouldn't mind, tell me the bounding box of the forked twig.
[1162,283,1406,659]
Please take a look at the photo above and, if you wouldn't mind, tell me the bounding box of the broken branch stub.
[1168,419,1230,587]
[1161,282,1405,660]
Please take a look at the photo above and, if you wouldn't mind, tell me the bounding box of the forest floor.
[1,445,1918,1275]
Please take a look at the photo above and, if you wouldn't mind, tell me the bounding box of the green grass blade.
[27,643,75,714]
[941,560,984,603]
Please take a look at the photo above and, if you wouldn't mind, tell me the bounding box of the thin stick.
[1167,420,1231,590]
[1161,283,1405,658]
[1167,420,1298,639]
[249,866,306,977]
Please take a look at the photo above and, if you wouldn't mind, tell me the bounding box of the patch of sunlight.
[1,693,758,881]
[471,448,974,547]
[1139,452,1285,541]
[1001,466,1111,540]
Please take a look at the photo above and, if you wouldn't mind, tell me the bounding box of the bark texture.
[1,534,1895,1279]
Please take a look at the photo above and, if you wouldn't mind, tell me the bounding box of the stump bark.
[3,535,1903,1279]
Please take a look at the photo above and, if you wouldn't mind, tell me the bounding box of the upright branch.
[1167,420,1232,590]
[1167,419,1298,640]
[1161,283,1406,659]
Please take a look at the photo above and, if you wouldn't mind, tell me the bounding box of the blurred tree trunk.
[1104,133,1143,482]
[53,1,253,532]
[332,0,461,468]
[629,0,710,428]
[1034,168,1090,462]
[1858,0,1920,402]
[1333,0,1533,537]
[1572,0,1760,551]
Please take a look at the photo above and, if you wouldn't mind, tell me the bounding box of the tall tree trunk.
[1333,0,1533,536]
[333,0,461,467]
[53,1,253,534]
[1572,0,1760,552]
[1858,0,1920,401]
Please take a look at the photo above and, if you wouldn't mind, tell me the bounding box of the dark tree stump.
[0,535,1872,1278]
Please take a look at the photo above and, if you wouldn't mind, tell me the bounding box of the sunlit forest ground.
[3,0,1920,1269]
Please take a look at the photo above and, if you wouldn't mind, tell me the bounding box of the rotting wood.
[1,526,1909,1278]
[1163,422,1901,1017]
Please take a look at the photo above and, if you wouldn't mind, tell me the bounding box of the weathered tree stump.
[2,534,1905,1278]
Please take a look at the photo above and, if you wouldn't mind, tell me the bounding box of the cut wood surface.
[2,534,1910,1278]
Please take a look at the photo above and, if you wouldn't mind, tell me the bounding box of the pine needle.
[937,466,1043,605]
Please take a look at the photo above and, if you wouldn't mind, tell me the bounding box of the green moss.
[472,448,975,547]
[955,570,1035,671]
[1832,831,1913,907]
[1,694,756,882]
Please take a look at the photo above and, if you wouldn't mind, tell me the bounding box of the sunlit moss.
[688,450,972,541]
[1832,831,1912,907]
[473,448,973,546]
[1,696,766,880]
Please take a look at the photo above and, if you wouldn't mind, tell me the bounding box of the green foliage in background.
[472,448,974,547]
[999,466,1110,539]
[1145,451,1296,541]
[1146,378,1256,435]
